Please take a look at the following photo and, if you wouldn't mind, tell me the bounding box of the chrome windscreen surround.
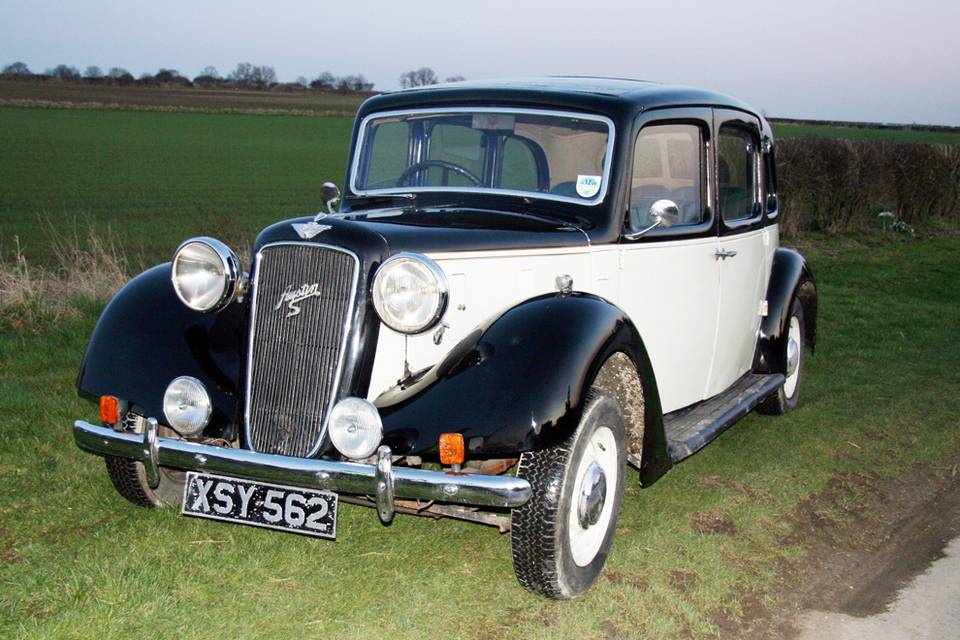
[243,242,360,458]
[349,107,617,207]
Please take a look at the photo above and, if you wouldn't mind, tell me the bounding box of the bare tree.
[2,61,31,76]
[108,67,134,85]
[310,71,336,89]
[84,65,103,79]
[47,64,81,81]
[193,66,222,86]
[295,75,308,88]
[154,68,181,83]
[399,67,438,89]
[229,62,275,89]
[252,65,276,88]
[229,62,254,85]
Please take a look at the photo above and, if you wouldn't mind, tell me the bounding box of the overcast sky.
[2,0,958,125]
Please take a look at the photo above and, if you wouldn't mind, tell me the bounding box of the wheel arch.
[755,247,818,374]
[376,292,670,480]
[76,264,245,439]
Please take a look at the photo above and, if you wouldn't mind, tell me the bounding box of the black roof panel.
[359,76,756,118]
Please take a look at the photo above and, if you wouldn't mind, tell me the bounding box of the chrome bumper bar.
[73,419,531,523]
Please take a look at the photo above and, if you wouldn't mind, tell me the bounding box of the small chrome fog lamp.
[329,397,383,460]
[163,376,212,436]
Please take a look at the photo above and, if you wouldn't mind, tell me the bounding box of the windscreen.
[352,110,613,204]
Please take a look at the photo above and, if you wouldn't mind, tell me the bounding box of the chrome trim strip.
[243,241,361,458]
[349,106,617,207]
[74,420,532,510]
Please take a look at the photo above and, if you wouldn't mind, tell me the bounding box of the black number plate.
[181,472,337,539]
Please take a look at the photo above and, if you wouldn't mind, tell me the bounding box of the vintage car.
[73,77,817,599]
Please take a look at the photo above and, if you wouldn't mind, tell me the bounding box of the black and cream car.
[73,78,817,599]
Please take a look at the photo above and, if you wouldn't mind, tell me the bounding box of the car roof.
[358,76,758,119]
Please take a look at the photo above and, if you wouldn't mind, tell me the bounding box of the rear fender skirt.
[376,293,672,482]
[75,264,245,438]
[754,248,818,374]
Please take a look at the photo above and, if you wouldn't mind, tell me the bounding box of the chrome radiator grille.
[245,243,359,457]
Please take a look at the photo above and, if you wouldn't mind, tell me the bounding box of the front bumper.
[73,419,532,523]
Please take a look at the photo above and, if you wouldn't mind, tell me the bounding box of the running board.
[664,373,785,462]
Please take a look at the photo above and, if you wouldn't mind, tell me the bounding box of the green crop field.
[0,107,354,266]
[2,105,960,638]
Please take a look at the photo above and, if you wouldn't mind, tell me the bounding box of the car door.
[617,109,720,413]
[706,109,769,397]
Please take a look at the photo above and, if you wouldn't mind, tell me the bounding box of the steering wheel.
[396,160,483,187]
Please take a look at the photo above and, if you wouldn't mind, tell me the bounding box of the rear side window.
[717,126,759,221]
[628,124,704,231]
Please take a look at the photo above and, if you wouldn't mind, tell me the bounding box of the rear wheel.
[759,298,806,415]
[510,390,626,599]
[104,414,185,507]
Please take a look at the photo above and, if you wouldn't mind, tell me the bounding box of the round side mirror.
[321,182,341,213]
[649,199,680,228]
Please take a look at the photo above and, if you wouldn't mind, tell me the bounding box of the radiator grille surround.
[244,242,359,458]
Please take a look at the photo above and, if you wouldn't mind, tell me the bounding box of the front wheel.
[104,413,185,507]
[510,390,626,599]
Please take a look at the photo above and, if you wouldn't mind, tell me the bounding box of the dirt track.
[733,460,960,638]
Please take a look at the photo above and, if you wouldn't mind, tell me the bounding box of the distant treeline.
[1,61,377,93]
[2,61,467,94]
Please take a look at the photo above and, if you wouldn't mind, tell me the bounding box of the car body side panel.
[615,236,721,413]
[75,264,245,438]
[754,247,818,374]
[375,293,668,473]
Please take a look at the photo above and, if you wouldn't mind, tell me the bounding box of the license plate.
[181,472,337,539]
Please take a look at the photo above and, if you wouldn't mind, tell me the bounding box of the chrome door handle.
[714,248,738,260]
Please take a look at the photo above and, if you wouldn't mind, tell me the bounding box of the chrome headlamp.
[171,237,242,312]
[371,253,448,334]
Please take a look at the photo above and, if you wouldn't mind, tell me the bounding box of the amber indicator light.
[99,395,120,425]
[439,433,465,466]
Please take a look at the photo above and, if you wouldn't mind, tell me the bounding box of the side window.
[717,125,759,222]
[628,124,704,231]
[499,137,539,191]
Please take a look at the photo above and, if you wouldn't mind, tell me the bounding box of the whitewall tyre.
[510,390,627,599]
[759,298,806,415]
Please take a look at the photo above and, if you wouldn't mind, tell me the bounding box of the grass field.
[0,80,366,115]
[2,105,960,638]
[0,107,354,266]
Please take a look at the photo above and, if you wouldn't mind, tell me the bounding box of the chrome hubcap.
[786,336,800,377]
[577,462,607,529]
